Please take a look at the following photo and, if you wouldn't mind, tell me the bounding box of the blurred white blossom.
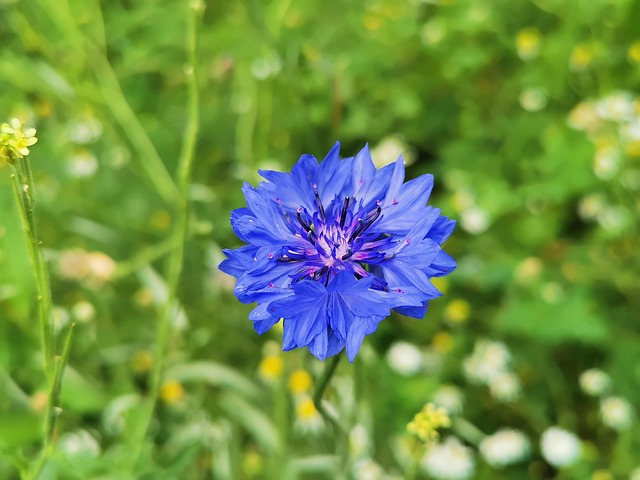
[540,427,581,468]
[479,429,530,467]
[433,385,464,415]
[420,437,475,480]
[386,341,423,376]
[600,396,634,431]
[463,340,511,384]
[579,368,611,396]
[489,372,521,403]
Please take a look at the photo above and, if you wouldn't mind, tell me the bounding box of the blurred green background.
[1,0,639,478]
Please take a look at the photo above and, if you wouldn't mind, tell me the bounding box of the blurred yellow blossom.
[258,354,283,381]
[432,331,454,353]
[570,44,594,70]
[131,350,154,374]
[516,28,541,61]
[288,369,313,395]
[160,380,185,405]
[592,470,614,480]
[628,41,640,63]
[30,391,48,414]
[444,299,470,324]
[407,403,451,442]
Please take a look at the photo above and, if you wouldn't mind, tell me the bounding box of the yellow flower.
[628,41,640,63]
[570,44,594,71]
[444,299,470,324]
[592,470,614,480]
[516,28,541,61]
[625,140,640,157]
[131,350,154,374]
[432,331,454,353]
[160,380,185,405]
[258,354,283,381]
[296,396,319,420]
[288,369,313,395]
[0,118,38,164]
[407,403,451,442]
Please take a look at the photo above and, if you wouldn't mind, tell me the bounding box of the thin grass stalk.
[10,160,54,377]
[126,1,202,469]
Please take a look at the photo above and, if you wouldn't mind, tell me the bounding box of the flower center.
[282,193,388,285]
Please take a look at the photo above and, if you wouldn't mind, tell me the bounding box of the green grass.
[1,0,639,478]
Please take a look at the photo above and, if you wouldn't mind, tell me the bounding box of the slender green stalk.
[125,1,202,470]
[10,161,54,377]
[312,355,344,434]
[30,324,75,480]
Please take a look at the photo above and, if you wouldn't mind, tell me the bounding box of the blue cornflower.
[220,143,456,362]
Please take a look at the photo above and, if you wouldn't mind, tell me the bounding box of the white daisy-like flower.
[540,426,581,468]
[386,341,423,376]
[463,340,511,385]
[579,368,611,396]
[353,459,385,480]
[420,437,475,480]
[595,92,635,123]
[58,429,100,460]
[489,372,521,403]
[370,135,415,169]
[460,206,490,235]
[479,429,530,467]
[433,385,464,415]
[600,396,634,431]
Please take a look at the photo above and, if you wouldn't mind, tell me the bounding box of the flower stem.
[125,1,201,470]
[10,160,54,376]
[312,355,343,433]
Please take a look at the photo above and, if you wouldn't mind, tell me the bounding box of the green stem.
[10,162,54,377]
[312,355,343,434]
[30,324,75,480]
[125,1,201,470]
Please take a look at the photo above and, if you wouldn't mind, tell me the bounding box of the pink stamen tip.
[359,179,364,185]
[376,199,382,206]
[396,288,404,293]
[312,183,317,189]
[392,198,398,205]
[268,253,274,259]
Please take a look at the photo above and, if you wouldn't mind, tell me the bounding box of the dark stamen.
[313,265,328,280]
[341,247,353,260]
[314,190,326,221]
[349,218,365,242]
[296,208,312,232]
[340,196,351,228]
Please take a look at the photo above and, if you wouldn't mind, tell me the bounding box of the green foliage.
[1,0,639,478]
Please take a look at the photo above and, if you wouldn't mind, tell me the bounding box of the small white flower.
[433,385,464,415]
[579,368,611,396]
[600,396,634,431]
[460,207,490,235]
[350,424,372,459]
[68,151,99,178]
[370,135,415,169]
[593,146,621,180]
[595,92,635,122]
[71,300,96,323]
[519,87,548,112]
[58,429,100,460]
[420,437,475,480]
[489,372,521,403]
[577,194,606,221]
[480,429,530,467]
[353,459,385,480]
[540,427,581,468]
[386,341,423,376]
[463,340,511,385]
